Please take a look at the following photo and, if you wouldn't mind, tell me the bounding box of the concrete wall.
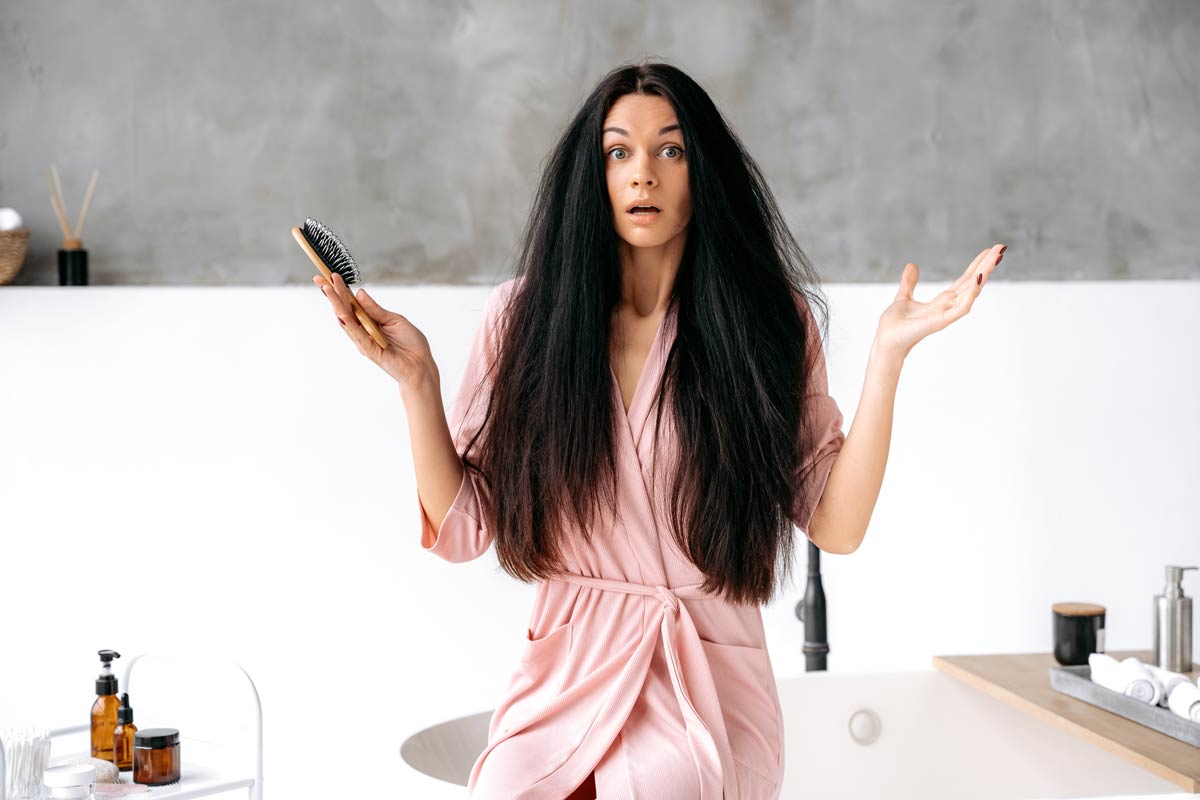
[1,0,1196,286]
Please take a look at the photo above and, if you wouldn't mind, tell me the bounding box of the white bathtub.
[398,669,1195,799]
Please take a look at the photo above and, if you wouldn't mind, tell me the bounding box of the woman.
[315,61,1004,800]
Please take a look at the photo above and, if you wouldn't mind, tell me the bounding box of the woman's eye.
[607,146,684,160]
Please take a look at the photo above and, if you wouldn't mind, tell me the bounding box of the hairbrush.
[292,217,388,349]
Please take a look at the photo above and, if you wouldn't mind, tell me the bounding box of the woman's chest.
[610,310,667,414]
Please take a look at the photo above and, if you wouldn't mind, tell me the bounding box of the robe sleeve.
[790,291,847,537]
[418,279,515,562]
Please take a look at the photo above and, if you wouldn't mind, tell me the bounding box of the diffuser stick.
[50,164,70,227]
[47,167,72,239]
[73,168,99,240]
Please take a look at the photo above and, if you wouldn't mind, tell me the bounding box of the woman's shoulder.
[477,277,525,341]
[491,276,524,306]
[481,276,520,323]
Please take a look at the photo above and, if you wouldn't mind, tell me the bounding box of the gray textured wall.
[1,0,1196,286]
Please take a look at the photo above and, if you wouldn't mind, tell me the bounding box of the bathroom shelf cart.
[0,653,263,800]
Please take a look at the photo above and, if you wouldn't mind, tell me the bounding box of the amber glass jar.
[133,728,181,786]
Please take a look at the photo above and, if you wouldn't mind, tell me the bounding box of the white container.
[42,763,96,800]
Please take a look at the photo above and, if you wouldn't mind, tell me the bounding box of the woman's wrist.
[865,337,906,392]
[399,370,441,408]
[869,334,908,369]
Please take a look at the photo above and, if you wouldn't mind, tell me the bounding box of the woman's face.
[603,93,691,249]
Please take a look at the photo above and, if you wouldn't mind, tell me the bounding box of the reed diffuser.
[48,164,99,285]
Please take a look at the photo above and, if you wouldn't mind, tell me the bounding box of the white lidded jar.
[43,763,96,800]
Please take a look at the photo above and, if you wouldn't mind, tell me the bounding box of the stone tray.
[1049,664,1200,748]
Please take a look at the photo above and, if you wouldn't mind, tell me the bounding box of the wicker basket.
[0,228,31,285]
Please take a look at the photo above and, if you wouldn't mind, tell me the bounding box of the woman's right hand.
[313,271,440,393]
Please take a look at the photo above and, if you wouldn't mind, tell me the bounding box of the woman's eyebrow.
[602,124,681,136]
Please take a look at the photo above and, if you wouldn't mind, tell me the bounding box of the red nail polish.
[339,319,346,326]
[976,273,982,285]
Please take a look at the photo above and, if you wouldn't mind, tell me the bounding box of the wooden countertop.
[932,650,1200,792]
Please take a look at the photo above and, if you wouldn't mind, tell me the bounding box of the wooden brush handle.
[292,226,388,349]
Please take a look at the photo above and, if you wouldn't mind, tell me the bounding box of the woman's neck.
[615,232,686,318]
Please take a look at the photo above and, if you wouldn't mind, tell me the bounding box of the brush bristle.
[301,217,361,284]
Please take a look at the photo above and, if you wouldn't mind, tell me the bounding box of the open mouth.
[627,204,661,219]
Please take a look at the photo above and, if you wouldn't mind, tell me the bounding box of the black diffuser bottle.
[49,166,99,286]
[58,237,88,285]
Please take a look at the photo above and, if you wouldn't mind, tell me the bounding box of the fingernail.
[339,319,346,326]
[998,245,1007,255]
[976,273,982,285]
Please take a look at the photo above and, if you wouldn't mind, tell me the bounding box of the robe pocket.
[520,618,574,669]
[516,618,571,695]
[493,620,575,740]
[698,638,782,783]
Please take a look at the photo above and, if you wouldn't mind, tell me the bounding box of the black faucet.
[794,539,829,671]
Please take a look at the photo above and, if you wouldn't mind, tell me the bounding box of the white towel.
[1113,658,1200,721]
[1087,653,1158,704]
[1120,657,1166,706]
[1164,680,1200,723]
[1142,663,1193,708]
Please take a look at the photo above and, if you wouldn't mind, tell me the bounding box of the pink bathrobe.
[418,278,845,800]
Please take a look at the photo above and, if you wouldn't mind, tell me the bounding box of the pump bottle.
[1153,565,1196,672]
[90,649,121,760]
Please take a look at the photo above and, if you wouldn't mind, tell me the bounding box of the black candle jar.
[1052,602,1106,666]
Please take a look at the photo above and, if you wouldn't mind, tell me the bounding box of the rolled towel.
[1088,653,1126,686]
[1164,679,1200,723]
[1120,657,1166,706]
[1088,653,1158,703]
[1142,663,1193,708]
[0,208,23,231]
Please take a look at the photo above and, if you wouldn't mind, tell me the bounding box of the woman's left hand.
[874,243,1006,360]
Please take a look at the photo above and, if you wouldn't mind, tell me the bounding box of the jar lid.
[1052,602,1106,616]
[43,764,96,787]
[134,727,180,748]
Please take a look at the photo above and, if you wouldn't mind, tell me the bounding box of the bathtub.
[398,668,1197,799]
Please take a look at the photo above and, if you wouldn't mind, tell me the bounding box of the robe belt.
[548,572,737,800]
[550,571,712,609]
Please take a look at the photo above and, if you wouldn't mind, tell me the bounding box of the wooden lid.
[1052,602,1106,616]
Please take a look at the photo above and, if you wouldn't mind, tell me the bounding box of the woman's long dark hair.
[465,60,833,605]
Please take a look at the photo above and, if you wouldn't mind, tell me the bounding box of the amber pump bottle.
[90,649,121,761]
[112,692,137,771]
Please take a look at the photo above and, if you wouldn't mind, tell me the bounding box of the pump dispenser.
[90,649,121,760]
[1153,565,1196,673]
